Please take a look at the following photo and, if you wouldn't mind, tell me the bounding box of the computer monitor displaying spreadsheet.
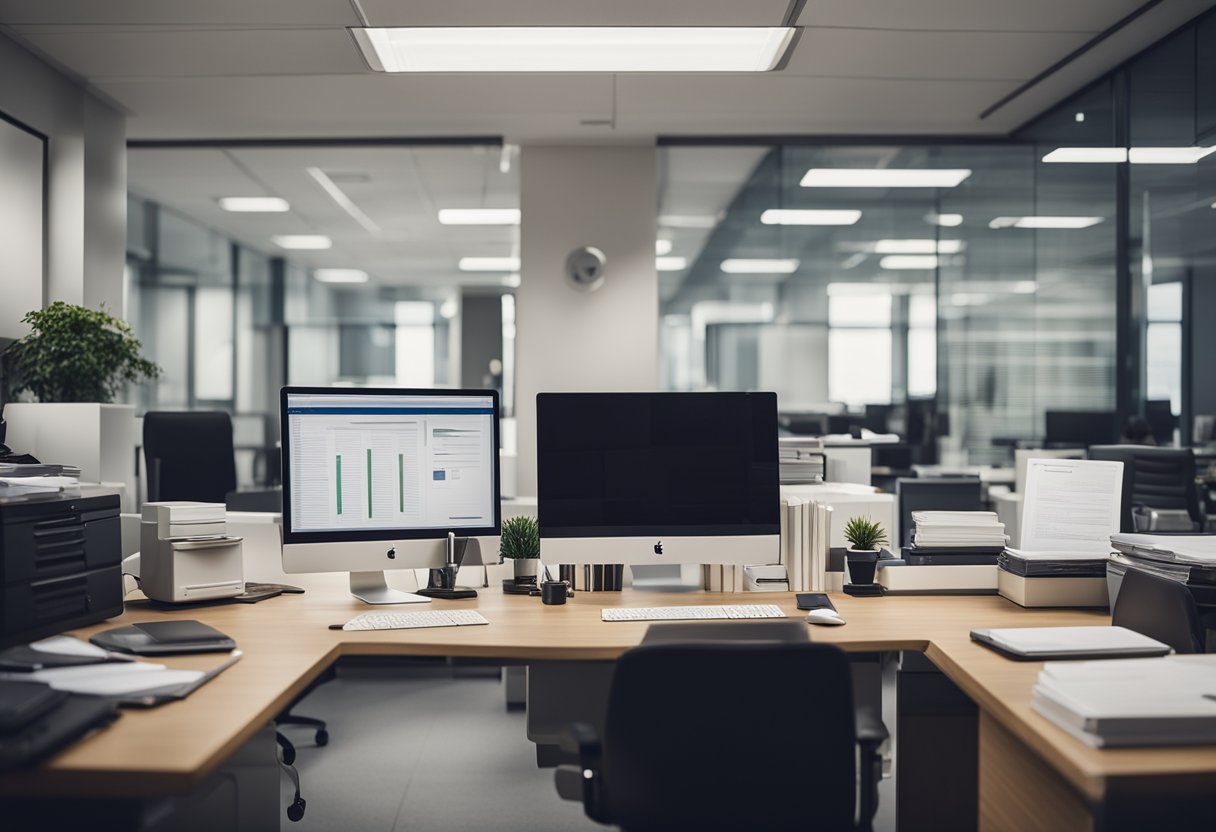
[280,387,500,602]
[536,391,780,565]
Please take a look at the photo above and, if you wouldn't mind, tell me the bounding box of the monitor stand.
[349,571,431,605]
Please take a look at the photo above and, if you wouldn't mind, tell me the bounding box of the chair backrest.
[1112,567,1204,654]
[601,641,856,832]
[143,411,237,503]
[1087,445,1201,530]
[896,477,983,548]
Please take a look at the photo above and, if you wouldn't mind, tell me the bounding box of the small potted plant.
[843,516,887,586]
[499,516,541,584]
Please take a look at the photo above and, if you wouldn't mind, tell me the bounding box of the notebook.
[970,626,1172,660]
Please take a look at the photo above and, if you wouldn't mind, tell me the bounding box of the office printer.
[137,502,244,603]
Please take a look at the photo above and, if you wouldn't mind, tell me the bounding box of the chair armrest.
[855,705,889,749]
[855,706,888,829]
[553,722,609,822]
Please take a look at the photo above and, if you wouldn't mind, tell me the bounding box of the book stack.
[777,437,826,485]
[1031,655,1216,747]
[780,495,833,592]
[1108,534,1216,608]
[878,511,1005,594]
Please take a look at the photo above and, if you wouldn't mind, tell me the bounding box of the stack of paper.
[1031,655,1216,747]
[778,437,826,485]
[1107,533,1216,608]
[911,511,1008,549]
[0,463,82,502]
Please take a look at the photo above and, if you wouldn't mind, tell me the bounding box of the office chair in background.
[555,635,886,832]
[1087,445,1205,532]
[1112,568,1205,654]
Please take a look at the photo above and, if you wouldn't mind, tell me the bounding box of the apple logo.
[387,547,396,560]
[653,540,663,555]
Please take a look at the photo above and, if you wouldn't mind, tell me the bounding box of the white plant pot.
[511,558,540,581]
[2,402,137,510]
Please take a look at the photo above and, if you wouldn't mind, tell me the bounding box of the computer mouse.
[806,608,846,626]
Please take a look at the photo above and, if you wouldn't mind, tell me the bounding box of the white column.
[515,145,659,496]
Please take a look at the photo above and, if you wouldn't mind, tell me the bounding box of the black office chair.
[1112,567,1205,654]
[1087,445,1205,532]
[555,639,886,831]
[143,411,238,503]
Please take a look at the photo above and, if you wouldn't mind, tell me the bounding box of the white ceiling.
[3,0,1214,141]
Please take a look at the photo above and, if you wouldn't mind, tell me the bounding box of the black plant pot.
[846,548,879,585]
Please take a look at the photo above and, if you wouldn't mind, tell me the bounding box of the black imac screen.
[536,392,780,538]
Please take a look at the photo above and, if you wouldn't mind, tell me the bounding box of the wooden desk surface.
[3,578,1215,805]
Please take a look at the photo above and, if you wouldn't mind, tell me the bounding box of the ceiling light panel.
[655,239,673,256]
[659,214,720,229]
[219,197,289,212]
[1042,147,1128,163]
[988,216,1103,229]
[314,268,368,283]
[437,208,520,225]
[925,213,963,227]
[874,239,963,254]
[720,258,799,274]
[801,169,972,188]
[459,256,521,272]
[273,235,332,250]
[760,209,862,225]
[656,256,687,271]
[880,255,939,270]
[1128,146,1216,164]
[353,27,796,73]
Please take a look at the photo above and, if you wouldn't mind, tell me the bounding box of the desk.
[2,579,1214,830]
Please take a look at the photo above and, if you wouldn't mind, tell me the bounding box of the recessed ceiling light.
[655,239,673,256]
[437,208,521,225]
[352,27,796,73]
[880,255,939,270]
[314,268,368,283]
[656,256,687,271]
[659,214,720,229]
[988,216,1103,229]
[874,239,964,254]
[801,169,972,188]
[273,235,332,250]
[459,256,521,272]
[925,213,963,227]
[1042,147,1128,163]
[1128,146,1216,164]
[760,209,862,225]
[720,258,799,274]
[219,197,289,212]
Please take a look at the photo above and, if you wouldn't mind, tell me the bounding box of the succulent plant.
[499,516,540,561]
[843,516,888,552]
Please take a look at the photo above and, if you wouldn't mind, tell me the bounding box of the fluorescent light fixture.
[720,258,799,274]
[1042,147,1127,163]
[501,273,522,288]
[656,256,687,271]
[219,197,289,212]
[659,214,719,229]
[306,167,381,235]
[314,268,367,283]
[437,208,520,225]
[655,239,673,256]
[459,256,521,272]
[352,26,796,73]
[988,216,1103,229]
[801,168,971,188]
[760,208,862,226]
[925,213,963,227]
[273,235,332,250]
[880,255,938,270]
[1014,281,1038,294]
[874,239,963,254]
[1128,146,1216,164]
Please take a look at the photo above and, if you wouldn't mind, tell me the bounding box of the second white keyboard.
[343,609,490,631]
[601,604,786,622]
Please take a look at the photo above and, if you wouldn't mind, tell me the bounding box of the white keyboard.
[342,609,490,631]
[600,604,786,622]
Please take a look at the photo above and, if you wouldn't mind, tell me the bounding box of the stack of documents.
[1031,655,1216,747]
[778,437,826,485]
[911,511,1008,550]
[877,511,1004,593]
[0,463,81,502]
[1108,533,1216,608]
[998,459,1123,608]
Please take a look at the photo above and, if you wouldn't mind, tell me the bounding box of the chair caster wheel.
[315,729,329,746]
[281,746,296,765]
[287,797,306,822]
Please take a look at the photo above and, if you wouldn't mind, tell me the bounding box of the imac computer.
[536,391,780,565]
[280,387,501,604]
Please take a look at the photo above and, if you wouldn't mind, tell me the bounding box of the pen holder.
[541,581,569,605]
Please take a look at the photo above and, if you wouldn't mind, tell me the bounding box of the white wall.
[0,117,44,339]
[515,145,659,495]
[0,33,126,321]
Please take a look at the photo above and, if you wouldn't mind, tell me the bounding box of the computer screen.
[536,392,780,546]
[281,387,500,544]
[1045,410,1118,447]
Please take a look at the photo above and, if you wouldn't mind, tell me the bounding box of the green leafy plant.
[843,516,888,552]
[2,302,161,403]
[499,516,540,561]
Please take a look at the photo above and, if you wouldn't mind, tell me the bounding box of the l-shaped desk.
[2,577,1215,831]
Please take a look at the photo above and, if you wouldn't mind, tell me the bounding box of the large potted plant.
[2,302,160,506]
[843,515,888,586]
[499,515,541,585]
